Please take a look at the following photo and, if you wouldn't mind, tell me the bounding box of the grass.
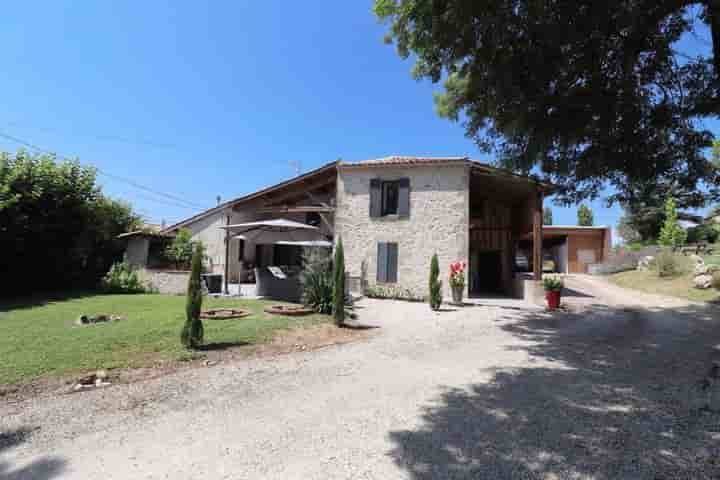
[608,269,720,303]
[0,293,330,386]
[703,255,720,266]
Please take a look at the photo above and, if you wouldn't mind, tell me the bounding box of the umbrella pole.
[224,215,230,295]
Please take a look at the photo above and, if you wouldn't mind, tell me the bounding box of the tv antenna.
[289,160,301,176]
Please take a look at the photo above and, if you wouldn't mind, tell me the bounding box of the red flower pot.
[545,290,561,310]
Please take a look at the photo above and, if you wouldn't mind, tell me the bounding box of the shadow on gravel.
[0,426,66,479]
[389,302,720,479]
[198,341,251,351]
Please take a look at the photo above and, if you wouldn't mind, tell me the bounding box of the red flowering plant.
[448,261,466,289]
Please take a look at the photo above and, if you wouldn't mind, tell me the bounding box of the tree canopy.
[0,150,140,294]
[374,0,720,207]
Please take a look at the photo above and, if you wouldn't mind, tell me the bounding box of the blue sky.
[0,2,714,238]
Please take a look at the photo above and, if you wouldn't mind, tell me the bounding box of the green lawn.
[608,270,720,303]
[0,293,329,385]
[703,255,720,266]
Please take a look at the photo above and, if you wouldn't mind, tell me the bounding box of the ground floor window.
[377,242,398,283]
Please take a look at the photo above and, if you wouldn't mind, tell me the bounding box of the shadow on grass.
[0,290,100,313]
[389,301,720,479]
[0,426,66,479]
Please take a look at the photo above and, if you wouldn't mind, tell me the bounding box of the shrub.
[102,257,147,293]
[0,150,141,295]
[301,248,334,314]
[181,244,204,349]
[687,222,720,244]
[542,275,564,291]
[655,248,680,277]
[429,254,442,310]
[333,237,346,325]
[165,228,196,270]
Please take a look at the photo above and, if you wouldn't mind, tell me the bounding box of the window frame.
[380,180,400,216]
[377,241,399,283]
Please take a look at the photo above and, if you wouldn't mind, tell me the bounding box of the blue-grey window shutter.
[387,243,398,282]
[377,242,388,282]
[369,179,382,217]
[398,178,410,218]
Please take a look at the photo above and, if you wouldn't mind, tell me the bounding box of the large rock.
[637,256,655,272]
[694,274,714,289]
[695,263,710,276]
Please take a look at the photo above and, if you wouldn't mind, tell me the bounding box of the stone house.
[122,156,554,298]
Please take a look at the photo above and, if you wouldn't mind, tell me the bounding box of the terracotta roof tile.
[347,156,469,167]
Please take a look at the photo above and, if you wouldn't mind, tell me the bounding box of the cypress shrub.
[429,253,442,310]
[181,243,205,348]
[333,237,346,325]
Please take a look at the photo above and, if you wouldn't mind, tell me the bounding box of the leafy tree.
[181,243,204,349]
[543,207,553,226]
[333,237,346,326]
[577,205,594,227]
[713,139,720,169]
[659,198,687,248]
[374,0,720,207]
[687,221,720,244]
[616,214,642,245]
[0,150,140,295]
[428,253,442,310]
[165,228,196,269]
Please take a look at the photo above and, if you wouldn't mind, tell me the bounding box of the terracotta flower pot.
[545,290,561,310]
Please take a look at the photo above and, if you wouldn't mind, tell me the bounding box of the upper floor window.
[370,178,410,218]
[381,181,399,216]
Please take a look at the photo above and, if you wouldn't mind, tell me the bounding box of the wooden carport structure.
[468,163,554,296]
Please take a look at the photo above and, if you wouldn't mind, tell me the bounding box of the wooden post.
[533,192,543,281]
[224,215,230,295]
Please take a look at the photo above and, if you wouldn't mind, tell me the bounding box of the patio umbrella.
[274,240,332,248]
[220,218,325,244]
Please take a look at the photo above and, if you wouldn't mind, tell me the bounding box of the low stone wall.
[512,273,545,305]
[140,269,191,295]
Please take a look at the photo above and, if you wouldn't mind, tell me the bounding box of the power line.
[3,121,178,150]
[116,189,201,211]
[0,130,209,210]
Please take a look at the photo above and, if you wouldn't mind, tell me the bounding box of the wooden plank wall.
[469,199,514,293]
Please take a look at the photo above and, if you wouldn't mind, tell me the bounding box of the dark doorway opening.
[470,250,503,295]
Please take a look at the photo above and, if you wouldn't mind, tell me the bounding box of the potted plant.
[449,261,466,304]
[542,275,564,310]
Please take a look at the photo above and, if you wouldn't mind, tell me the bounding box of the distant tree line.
[0,150,140,295]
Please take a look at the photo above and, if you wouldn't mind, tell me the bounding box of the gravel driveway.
[3,278,720,479]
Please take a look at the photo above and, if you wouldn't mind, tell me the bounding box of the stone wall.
[140,269,191,295]
[335,164,469,298]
